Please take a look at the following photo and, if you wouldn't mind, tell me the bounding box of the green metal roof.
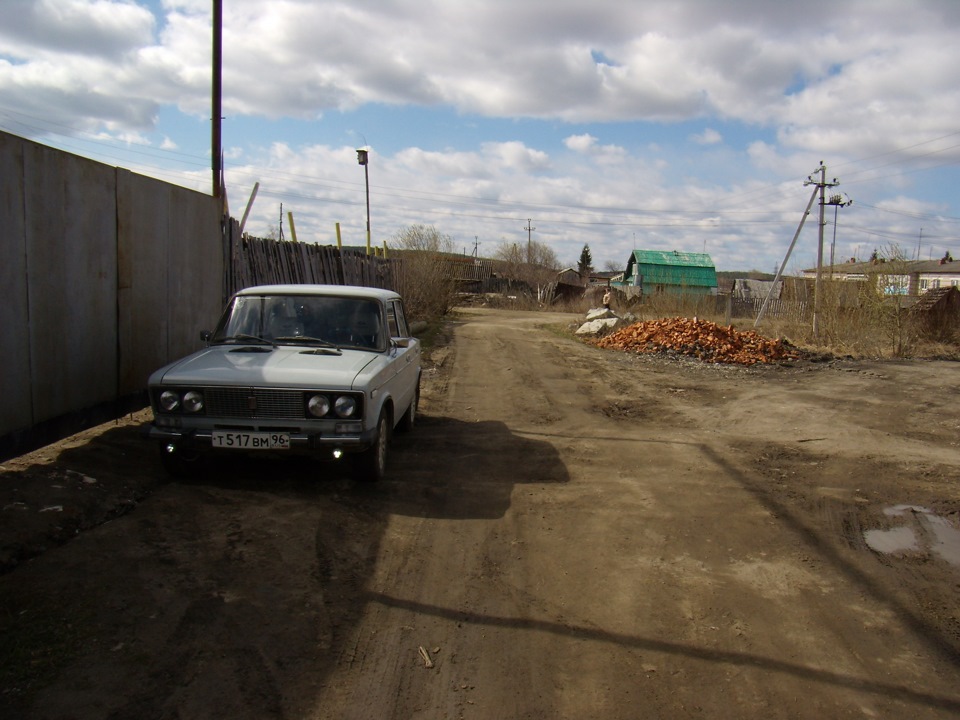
[625,250,717,289]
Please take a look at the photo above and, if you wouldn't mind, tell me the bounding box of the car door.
[385,299,420,421]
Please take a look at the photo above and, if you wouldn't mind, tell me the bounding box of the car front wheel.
[352,410,389,482]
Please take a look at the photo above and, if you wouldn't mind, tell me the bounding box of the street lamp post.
[357,148,371,255]
[826,193,851,274]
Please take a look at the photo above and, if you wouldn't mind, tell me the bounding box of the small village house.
[622,249,718,298]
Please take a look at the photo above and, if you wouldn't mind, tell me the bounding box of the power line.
[854,200,960,223]
[829,129,960,173]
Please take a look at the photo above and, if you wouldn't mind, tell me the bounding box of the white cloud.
[691,128,722,145]
[0,0,155,60]
[565,134,598,153]
[2,0,959,271]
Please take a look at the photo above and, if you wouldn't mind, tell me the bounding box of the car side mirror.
[392,337,413,348]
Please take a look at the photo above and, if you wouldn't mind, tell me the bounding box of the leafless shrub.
[491,239,559,289]
[391,225,460,321]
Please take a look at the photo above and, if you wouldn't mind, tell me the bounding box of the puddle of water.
[926,514,960,568]
[864,526,918,554]
[864,506,960,568]
[884,504,932,517]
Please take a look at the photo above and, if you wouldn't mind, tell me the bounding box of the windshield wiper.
[274,336,341,349]
[217,333,276,346]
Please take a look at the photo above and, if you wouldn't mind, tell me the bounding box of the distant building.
[555,268,624,287]
[731,277,782,302]
[802,256,960,296]
[623,250,717,297]
[556,267,583,285]
[588,270,623,286]
[911,286,960,340]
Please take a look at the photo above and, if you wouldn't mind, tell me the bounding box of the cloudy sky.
[2,0,959,272]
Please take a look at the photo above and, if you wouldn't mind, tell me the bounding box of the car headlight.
[183,391,204,413]
[159,390,181,412]
[334,396,357,418]
[307,394,331,417]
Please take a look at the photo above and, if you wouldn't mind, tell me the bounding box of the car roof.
[235,284,401,301]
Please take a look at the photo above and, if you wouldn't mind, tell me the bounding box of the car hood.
[149,344,381,390]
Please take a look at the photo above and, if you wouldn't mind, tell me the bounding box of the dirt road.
[2,307,959,719]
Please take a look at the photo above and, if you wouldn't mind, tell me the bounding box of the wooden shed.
[911,286,960,340]
[623,250,717,297]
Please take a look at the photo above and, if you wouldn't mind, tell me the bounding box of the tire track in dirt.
[5,308,960,720]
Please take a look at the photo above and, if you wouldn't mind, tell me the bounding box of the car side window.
[386,300,410,338]
[386,303,401,338]
[392,300,410,337]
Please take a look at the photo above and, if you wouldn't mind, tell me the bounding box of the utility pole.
[524,219,535,262]
[211,0,222,199]
[357,148,371,254]
[806,163,840,342]
[755,183,819,327]
[827,192,851,273]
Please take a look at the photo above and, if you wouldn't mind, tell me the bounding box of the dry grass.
[524,289,958,360]
[456,278,959,360]
[740,309,956,360]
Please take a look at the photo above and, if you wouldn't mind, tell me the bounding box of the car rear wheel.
[352,410,388,482]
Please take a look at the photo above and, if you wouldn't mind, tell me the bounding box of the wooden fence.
[224,219,399,298]
[729,296,808,320]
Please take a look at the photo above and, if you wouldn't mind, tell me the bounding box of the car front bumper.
[145,423,378,453]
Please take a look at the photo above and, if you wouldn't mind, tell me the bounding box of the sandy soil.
[2,306,959,719]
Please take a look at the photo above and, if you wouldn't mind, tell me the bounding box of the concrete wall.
[0,131,223,453]
[0,134,31,437]
[24,138,119,423]
[117,170,223,396]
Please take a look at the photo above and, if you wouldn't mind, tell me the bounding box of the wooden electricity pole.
[809,163,839,341]
[212,0,222,199]
[524,219,535,262]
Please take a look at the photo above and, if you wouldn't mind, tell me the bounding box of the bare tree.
[859,243,916,356]
[393,224,454,253]
[392,225,459,320]
[492,239,559,288]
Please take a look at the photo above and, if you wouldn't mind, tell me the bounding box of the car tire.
[352,410,389,482]
[397,374,420,433]
[159,442,203,478]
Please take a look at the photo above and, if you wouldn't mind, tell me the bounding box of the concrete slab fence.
[0,131,223,459]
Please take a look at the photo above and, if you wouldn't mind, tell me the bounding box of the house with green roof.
[623,250,718,296]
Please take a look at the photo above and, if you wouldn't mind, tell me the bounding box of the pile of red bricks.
[593,317,799,365]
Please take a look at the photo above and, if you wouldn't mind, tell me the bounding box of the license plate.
[212,431,290,450]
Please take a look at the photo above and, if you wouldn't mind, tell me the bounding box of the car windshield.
[213,294,385,351]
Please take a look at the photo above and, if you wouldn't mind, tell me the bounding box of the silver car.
[146,284,421,481]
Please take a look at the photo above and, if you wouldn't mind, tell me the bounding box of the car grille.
[204,387,305,420]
